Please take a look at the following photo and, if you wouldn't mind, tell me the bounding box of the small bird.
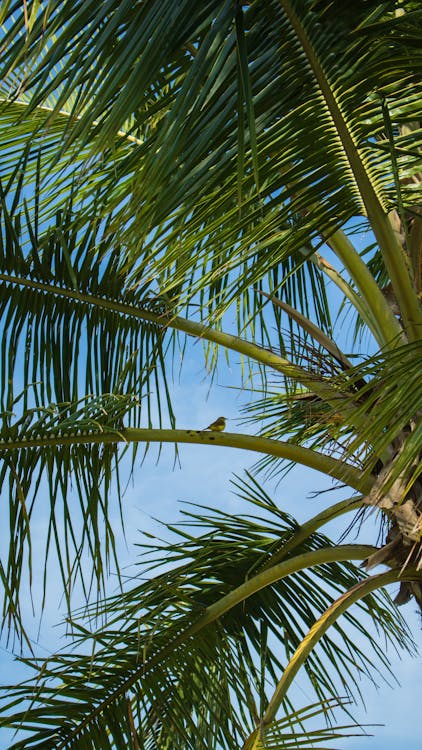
[203,416,227,432]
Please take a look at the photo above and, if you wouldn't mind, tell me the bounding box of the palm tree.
[0,0,421,747]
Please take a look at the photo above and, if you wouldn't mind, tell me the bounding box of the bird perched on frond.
[203,416,227,432]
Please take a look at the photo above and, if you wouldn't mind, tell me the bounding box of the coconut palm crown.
[0,0,421,748]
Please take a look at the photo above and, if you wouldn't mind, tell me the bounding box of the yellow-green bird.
[203,416,227,432]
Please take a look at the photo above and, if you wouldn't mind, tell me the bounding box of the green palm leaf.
[3,1,420,335]
[0,476,413,748]
[0,163,179,621]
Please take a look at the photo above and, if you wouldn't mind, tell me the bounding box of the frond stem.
[260,567,418,728]
[260,496,365,569]
[52,544,377,749]
[326,229,404,347]
[0,272,357,408]
[279,0,422,341]
[0,428,373,493]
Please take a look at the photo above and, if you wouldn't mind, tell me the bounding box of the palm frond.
[0,475,413,748]
[0,167,174,411]
[3,1,421,337]
[0,165,180,626]
[246,697,372,749]
[0,393,142,631]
